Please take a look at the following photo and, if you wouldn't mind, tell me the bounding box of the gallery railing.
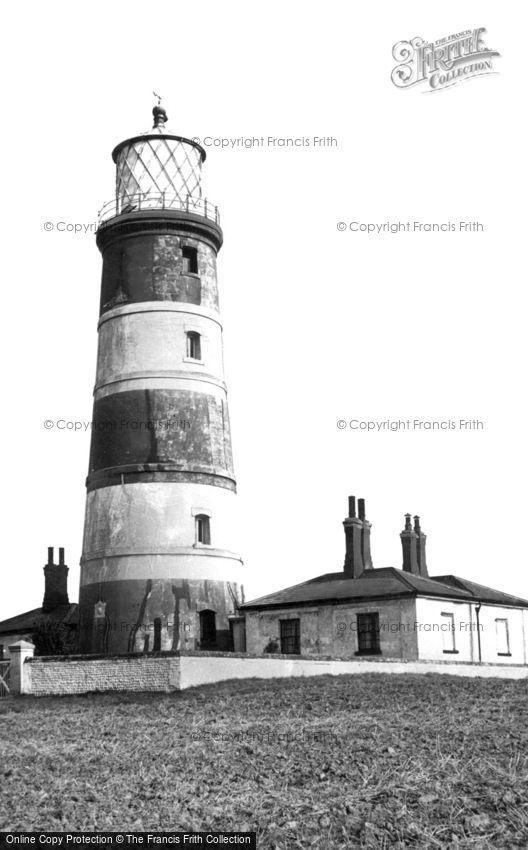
[98,193,220,226]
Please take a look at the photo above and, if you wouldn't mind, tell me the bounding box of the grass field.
[1,673,528,848]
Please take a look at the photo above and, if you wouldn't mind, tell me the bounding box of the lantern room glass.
[114,136,204,215]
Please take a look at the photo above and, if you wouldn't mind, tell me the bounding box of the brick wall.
[27,655,180,695]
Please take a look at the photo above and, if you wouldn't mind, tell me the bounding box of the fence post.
[8,640,35,695]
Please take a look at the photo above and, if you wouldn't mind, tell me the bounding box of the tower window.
[186,331,202,360]
[200,609,217,647]
[355,612,381,655]
[280,618,300,654]
[182,246,198,274]
[195,514,211,545]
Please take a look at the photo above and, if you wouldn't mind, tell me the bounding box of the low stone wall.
[5,640,528,697]
[27,654,180,695]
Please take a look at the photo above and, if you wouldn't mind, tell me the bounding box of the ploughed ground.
[1,673,527,848]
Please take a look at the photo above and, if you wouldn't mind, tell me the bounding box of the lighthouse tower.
[78,102,243,654]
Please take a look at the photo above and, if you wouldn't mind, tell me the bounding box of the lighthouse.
[78,102,243,654]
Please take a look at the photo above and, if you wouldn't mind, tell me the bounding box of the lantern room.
[98,103,215,223]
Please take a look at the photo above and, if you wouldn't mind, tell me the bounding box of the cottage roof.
[241,567,528,610]
[431,575,528,608]
[0,603,78,635]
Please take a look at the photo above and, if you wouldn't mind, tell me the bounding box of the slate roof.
[241,567,528,610]
[431,576,528,608]
[0,603,78,635]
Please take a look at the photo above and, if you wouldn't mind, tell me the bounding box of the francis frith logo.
[391,28,500,92]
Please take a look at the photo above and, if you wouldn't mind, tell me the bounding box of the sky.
[0,1,526,621]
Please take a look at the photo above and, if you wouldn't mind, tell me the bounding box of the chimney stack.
[344,495,373,577]
[358,498,374,571]
[343,496,364,578]
[414,515,428,577]
[401,514,420,575]
[43,547,69,612]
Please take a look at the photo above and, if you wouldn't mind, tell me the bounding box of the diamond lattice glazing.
[116,137,203,210]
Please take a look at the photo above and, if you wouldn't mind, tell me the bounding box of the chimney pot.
[47,547,54,566]
[59,547,65,565]
[348,496,356,519]
[358,498,366,521]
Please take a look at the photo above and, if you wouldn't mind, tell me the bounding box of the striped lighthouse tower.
[78,101,243,654]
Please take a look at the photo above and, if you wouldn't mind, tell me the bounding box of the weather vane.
[153,91,162,106]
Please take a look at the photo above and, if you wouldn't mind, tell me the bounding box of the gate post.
[8,640,35,694]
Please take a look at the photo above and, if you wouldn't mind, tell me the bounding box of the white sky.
[1,1,526,621]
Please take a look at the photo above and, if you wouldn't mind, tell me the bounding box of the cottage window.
[355,612,381,655]
[441,611,457,653]
[495,618,510,656]
[280,618,300,655]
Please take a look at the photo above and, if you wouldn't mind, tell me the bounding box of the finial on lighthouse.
[152,91,168,129]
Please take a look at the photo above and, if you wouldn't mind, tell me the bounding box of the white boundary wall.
[179,653,528,687]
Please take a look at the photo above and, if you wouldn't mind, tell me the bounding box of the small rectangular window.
[356,613,381,655]
[280,618,300,654]
[182,246,198,274]
[186,331,201,360]
[495,618,510,656]
[196,514,211,545]
[441,612,457,653]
